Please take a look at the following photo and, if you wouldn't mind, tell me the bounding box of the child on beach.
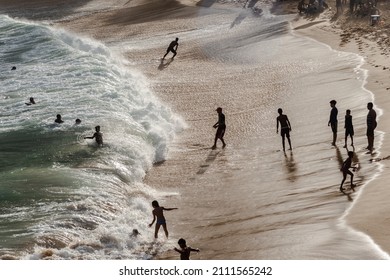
[163,37,179,59]
[149,200,177,238]
[344,109,354,148]
[340,151,356,194]
[174,238,200,260]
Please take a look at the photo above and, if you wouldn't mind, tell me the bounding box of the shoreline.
[289,11,390,256]
[2,0,390,259]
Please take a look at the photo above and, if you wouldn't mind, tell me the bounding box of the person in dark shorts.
[366,102,377,151]
[149,200,178,239]
[340,151,356,194]
[276,108,292,151]
[212,107,226,150]
[174,238,200,260]
[344,109,354,148]
[328,100,338,146]
[163,38,179,59]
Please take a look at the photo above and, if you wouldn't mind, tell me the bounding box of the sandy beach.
[2,0,390,259]
[287,5,390,256]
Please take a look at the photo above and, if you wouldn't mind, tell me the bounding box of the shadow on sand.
[158,58,174,70]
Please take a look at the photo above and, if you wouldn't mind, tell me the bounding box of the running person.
[163,38,179,59]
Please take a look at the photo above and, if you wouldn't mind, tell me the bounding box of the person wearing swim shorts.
[163,38,179,59]
[149,200,178,238]
[276,108,292,151]
[340,151,356,194]
[212,107,226,150]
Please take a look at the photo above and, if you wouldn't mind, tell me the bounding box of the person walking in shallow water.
[276,108,292,151]
[84,125,103,146]
[340,150,356,194]
[328,100,338,146]
[163,37,179,59]
[344,109,354,148]
[366,102,377,151]
[149,200,177,239]
[212,107,226,150]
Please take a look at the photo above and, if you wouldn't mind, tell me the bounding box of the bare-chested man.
[276,108,292,151]
[84,125,103,146]
[163,38,179,59]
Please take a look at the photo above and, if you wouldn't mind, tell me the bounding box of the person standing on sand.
[149,200,177,239]
[366,102,377,151]
[84,125,103,146]
[174,238,200,260]
[344,109,354,148]
[276,108,292,151]
[163,38,179,59]
[212,107,226,150]
[340,151,356,194]
[328,100,338,146]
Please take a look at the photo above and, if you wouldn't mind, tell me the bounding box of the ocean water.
[0,15,184,259]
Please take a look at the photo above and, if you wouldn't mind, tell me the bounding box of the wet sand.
[2,0,390,259]
[290,11,390,257]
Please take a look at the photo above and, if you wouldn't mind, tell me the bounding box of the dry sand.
[2,0,390,258]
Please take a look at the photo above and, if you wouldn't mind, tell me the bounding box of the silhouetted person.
[276,108,292,151]
[11,66,16,71]
[163,38,179,59]
[149,200,177,239]
[328,100,338,146]
[340,151,356,193]
[298,0,307,13]
[212,107,226,150]
[84,125,103,146]
[344,109,354,148]
[75,118,81,125]
[174,238,199,260]
[55,114,64,123]
[366,102,377,151]
[25,97,35,105]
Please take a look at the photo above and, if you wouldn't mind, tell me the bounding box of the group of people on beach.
[274,99,377,194]
[328,99,377,193]
[148,200,199,260]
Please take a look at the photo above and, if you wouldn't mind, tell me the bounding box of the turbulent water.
[0,15,184,259]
